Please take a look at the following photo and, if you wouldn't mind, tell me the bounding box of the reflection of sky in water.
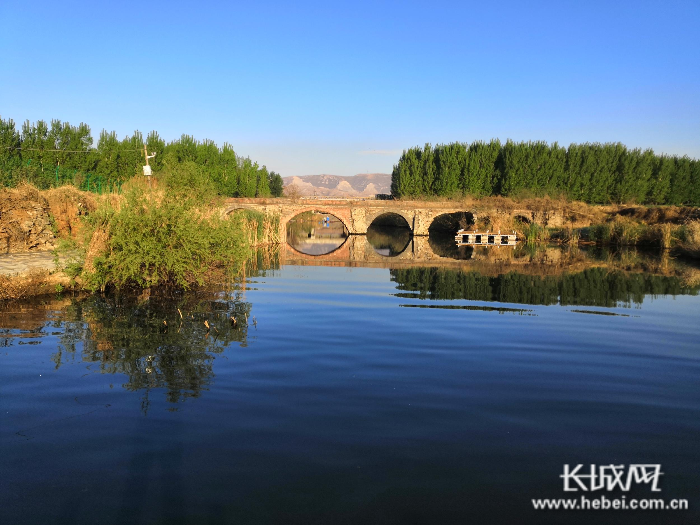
[2,263,700,524]
[291,241,345,255]
[287,212,349,255]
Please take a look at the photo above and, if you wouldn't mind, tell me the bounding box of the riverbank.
[2,184,700,302]
[1,169,279,299]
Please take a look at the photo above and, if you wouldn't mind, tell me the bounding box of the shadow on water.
[366,213,412,257]
[400,304,536,315]
[428,230,475,259]
[428,211,476,260]
[286,211,348,255]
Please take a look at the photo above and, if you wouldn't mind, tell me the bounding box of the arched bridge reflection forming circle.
[366,212,412,257]
[285,210,350,256]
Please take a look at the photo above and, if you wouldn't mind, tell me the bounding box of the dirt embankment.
[0,184,96,254]
[0,270,74,301]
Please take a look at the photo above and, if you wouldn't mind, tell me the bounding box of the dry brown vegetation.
[675,220,700,259]
[0,270,73,301]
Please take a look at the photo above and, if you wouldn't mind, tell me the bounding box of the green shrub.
[83,177,252,291]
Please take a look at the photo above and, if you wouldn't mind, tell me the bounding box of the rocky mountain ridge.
[282,173,391,197]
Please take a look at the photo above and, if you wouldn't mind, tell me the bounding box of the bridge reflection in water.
[282,234,511,266]
[286,211,349,255]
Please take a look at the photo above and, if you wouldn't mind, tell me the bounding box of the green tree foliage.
[146,131,166,172]
[690,159,700,207]
[215,143,239,196]
[268,170,284,197]
[586,143,625,203]
[391,148,423,198]
[0,118,22,185]
[669,156,693,205]
[464,140,501,196]
[255,165,271,197]
[0,116,282,197]
[434,143,464,197]
[390,139,699,205]
[648,155,674,205]
[237,157,260,198]
[391,150,409,198]
[420,144,436,195]
[615,148,653,204]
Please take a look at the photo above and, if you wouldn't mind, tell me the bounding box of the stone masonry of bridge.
[223,197,566,240]
[224,198,469,238]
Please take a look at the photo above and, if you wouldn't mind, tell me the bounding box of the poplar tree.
[544,142,567,194]
[255,165,271,197]
[689,160,700,206]
[1,117,282,195]
[648,155,673,204]
[237,157,259,197]
[668,156,693,205]
[403,147,422,197]
[501,140,525,196]
[96,130,121,184]
[268,170,284,197]
[0,118,21,166]
[118,132,144,182]
[389,138,696,204]
[433,143,462,196]
[616,148,653,204]
[217,143,239,196]
[421,144,436,196]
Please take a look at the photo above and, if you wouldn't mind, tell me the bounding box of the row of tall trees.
[0,117,284,197]
[391,140,700,205]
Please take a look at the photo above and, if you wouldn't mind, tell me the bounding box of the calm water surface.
[1,259,699,524]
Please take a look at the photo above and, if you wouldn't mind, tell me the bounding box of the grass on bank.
[542,219,700,254]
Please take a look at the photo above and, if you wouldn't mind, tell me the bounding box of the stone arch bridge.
[222,198,493,239]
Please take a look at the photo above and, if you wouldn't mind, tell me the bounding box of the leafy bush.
[82,172,254,291]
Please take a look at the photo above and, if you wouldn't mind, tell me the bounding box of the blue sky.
[1,0,698,176]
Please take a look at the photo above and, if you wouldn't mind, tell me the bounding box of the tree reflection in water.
[391,267,700,307]
[52,291,252,412]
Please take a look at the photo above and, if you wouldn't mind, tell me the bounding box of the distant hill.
[282,173,391,197]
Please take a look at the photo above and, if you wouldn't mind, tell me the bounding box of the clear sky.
[1,0,698,176]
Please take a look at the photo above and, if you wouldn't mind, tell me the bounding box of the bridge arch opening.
[286,211,349,256]
[367,213,412,257]
[428,212,475,234]
[225,207,253,217]
[428,212,475,260]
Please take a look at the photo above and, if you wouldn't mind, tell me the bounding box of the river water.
[1,237,699,524]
